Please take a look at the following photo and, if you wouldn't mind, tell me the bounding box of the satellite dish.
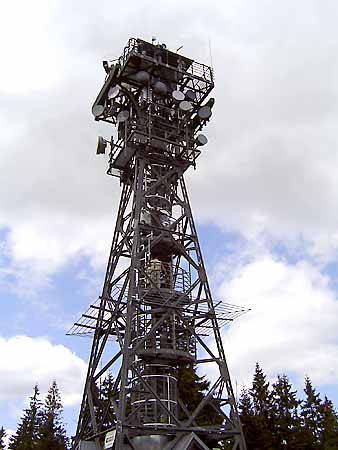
[96,136,107,154]
[117,110,129,122]
[185,89,196,101]
[179,100,193,112]
[172,90,185,101]
[198,105,212,120]
[135,70,150,84]
[108,85,120,99]
[153,81,168,96]
[196,134,208,146]
[92,104,105,117]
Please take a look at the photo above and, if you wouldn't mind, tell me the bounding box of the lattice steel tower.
[69,38,247,450]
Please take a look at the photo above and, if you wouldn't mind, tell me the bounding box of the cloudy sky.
[1,0,338,437]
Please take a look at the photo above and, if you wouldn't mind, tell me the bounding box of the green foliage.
[271,374,300,449]
[300,377,324,449]
[250,363,272,417]
[238,366,338,450]
[8,385,42,450]
[238,387,257,447]
[37,381,69,450]
[0,427,6,450]
[6,366,338,450]
[178,364,209,418]
[97,372,117,431]
[241,363,274,449]
[177,364,224,427]
[8,382,69,450]
[320,397,338,450]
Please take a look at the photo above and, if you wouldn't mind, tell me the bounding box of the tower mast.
[69,38,247,450]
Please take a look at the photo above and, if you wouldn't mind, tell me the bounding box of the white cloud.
[1,0,338,277]
[187,0,338,257]
[0,336,86,408]
[0,0,64,95]
[6,215,114,275]
[215,252,338,388]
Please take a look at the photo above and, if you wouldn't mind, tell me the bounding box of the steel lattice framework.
[69,38,248,450]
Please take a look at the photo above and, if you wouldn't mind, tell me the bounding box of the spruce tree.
[248,363,274,449]
[300,377,324,449]
[0,427,6,450]
[177,364,223,426]
[97,372,116,430]
[238,387,254,417]
[177,365,225,449]
[8,385,42,450]
[238,387,256,447]
[320,396,338,450]
[271,374,300,449]
[237,366,338,450]
[37,381,68,450]
[250,363,272,416]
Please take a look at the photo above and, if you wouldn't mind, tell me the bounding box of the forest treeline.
[2,364,338,450]
[2,381,69,450]
[237,363,338,450]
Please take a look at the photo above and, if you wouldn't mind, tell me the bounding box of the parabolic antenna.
[198,105,212,120]
[153,81,168,96]
[108,85,120,99]
[135,70,150,84]
[179,100,193,112]
[172,90,185,101]
[117,110,130,122]
[92,104,105,117]
[196,134,208,146]
[185,89,196,101]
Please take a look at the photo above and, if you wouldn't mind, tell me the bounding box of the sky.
[1,0,338,439]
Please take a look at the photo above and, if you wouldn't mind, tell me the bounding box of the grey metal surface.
[71,38,247,450]
[173,433,211,450]
[79,442,99,450]
[131,435,170,450]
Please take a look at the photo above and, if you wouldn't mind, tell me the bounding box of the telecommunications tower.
[69,38,248,450]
